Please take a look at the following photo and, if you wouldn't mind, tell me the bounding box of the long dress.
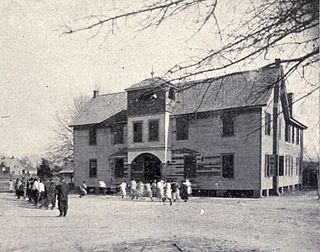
[157,181,164,199]
[165,182,172,199]
[119,182,127,197]
[137,182,144,198]
[181,184,189,201]
[130,180,137,197]
[145,183,152,198]
[9,181,14,192]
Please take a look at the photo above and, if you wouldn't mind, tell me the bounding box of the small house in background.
[23,164,37,176]
[70,61,307,197]
[57,160,74,183]
[0,156,24,176]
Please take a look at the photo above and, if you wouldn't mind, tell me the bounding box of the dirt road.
[0,191,318,251]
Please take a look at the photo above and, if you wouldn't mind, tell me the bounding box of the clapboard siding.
[169,108,262,190]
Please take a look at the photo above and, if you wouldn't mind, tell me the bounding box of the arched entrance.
[131,153,161,182]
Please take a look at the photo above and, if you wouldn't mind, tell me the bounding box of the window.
[114,158,124,178]
[184,155,197,178]
[285,123,290,142]
[296,128,300,145]
[89,126,97,145]
[286,155,293,176]
[291,126,295,144]
[292,157,296,175]
[112,124,124,144]
[89,159,97,177]
[149,120,159,141]
[264,154,270,177]
[279,156,284,176]
[176,117,189,140]
[133,121,143,143]
[279,118,282,139]
[296,157,301,175]
[222,154,234,178]
[265,112,271,135]
[222,113,234,136]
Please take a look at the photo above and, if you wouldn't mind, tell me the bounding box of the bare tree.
[62,0,319,85]
[46,96,89,165]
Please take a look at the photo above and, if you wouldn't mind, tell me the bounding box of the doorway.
[131,153,161,182]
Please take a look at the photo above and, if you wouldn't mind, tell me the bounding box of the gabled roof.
[172,66,279,115]
[70,66,306,129]
[70,92,127,126]
[125,77,167,91]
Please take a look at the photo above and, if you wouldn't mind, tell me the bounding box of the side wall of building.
[168,108,262,192]
[261,94,303,191]
[73,126,128,189]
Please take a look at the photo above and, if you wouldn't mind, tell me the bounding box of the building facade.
[71,64,306,197]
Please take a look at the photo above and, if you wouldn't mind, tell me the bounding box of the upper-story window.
[296,128,300,145]
[279,118,282,139]
[133,121,143,143]
[89,126,97,145]
[149,119,159,141]
[176,117,189,140]
[285,123,290,142]
[112,124,124,144]
[291,126,295,144]
[265,112,271,135]
[222,112,234,137]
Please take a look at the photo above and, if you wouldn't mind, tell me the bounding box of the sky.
[0,0,319,160]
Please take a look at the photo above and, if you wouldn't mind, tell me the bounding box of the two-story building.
[70,62,307,197]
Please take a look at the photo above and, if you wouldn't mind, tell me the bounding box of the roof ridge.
[181,65,279,87]
[96,91,126,97]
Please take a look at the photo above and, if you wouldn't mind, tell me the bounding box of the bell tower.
[125,77,175,180]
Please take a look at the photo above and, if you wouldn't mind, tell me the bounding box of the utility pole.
[272,58,281,196]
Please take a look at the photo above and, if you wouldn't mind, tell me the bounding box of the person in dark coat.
[180,181,189,202]
[46,178,56,210]
[56,177,69,217]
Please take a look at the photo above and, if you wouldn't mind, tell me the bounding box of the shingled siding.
[73,126,127,189]
[168,108,262,191]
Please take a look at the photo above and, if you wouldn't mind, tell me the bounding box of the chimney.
[93,90,99,98]
[275,58,281,66]
[287,92,294,115]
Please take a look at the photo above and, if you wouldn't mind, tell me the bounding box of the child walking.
[119,179,127,198]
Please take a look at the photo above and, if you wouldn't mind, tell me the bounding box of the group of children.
[119,178,192,205]
[10,177,59,210]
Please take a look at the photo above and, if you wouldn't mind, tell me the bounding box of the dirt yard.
[0,191,318,252]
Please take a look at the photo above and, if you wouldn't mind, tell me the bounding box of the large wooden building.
[70,63,307,197]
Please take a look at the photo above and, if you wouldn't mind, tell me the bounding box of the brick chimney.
[287,92,294,115]
[93,90,99,98]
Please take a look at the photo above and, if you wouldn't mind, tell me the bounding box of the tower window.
[149,120,159,141]
[133,121,143,143]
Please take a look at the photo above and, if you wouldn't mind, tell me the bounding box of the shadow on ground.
[100,237,276,252]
